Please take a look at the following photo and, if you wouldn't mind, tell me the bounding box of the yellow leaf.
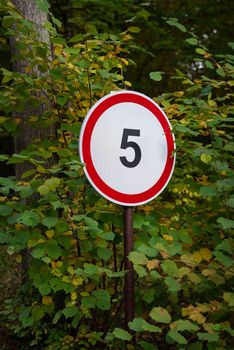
[54,44,63,56]
[71,239,77,246]
[201,269,212,277]
[64,230,73,236]
[156,243,169,259]
[37,239,46,244]
[51,261,57,269]
[71,292,77,301]
[178,267,191,278]
[180,254,195,266]
[16,254,22,263]
[147,259,160,271]
[188,272,201,285]
[120,58,129,66]
[200,248,212,262]
[45,230,54,239]
[85,282,96,292]
[42,296,53,305]
[190,309,206,324]
[163,234,174,241]
[200,153,212,164]
[72,278,83,286]
[37,165,46,173]
[192,251,202,264]
[173,91,184,97]
[15,223,24,230]
[208,100,217,107]
[56,261,63,268]
[62,275,70,283]
[203,323,214,333]
[27,239,37,248]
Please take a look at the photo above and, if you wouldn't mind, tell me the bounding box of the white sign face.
[79,91,175,206]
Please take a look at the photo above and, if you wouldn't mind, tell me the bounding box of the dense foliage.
[0,0,233,349]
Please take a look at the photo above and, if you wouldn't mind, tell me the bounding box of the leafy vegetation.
[0,0,233,349]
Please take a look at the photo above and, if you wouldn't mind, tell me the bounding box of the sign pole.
[123,206,135,329]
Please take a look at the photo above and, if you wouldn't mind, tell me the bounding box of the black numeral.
[120,128,141,168]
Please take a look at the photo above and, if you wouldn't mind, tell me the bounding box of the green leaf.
[137,244,158,258]
[167,330,187,344]
[133,214,144,229]
[199,186,219,197]
[197,332,219,342]
[227,195,234,208]
[17,210,40,227]
[38,283,51,296]
[100,232,115,241]
[228,42,234,49]
[166,18,187,32]
[38,177,60,196]
[150,307,171,324]
[81,295,96,309]
[19,307,31,322]
[139,341,156,350]
[215,251,233,267]
[165,276,181,292]
[42,216,58,228]
[63,306,79,318]
[129,251,148,265]
[185,38,198,46]
[128,26,141,33]
[0,205,13,216]
[31,248,45,259]
[223,292,234,307]
[134,264,147,277]
[175,124,199,136]
[2,16,16,28]
[129,318,161,333]
[113,328,132,341]
[149,71,163,81]
[172,319,199,332]
[52,310,63,324]
[161,260,178,277]
[196,48,206,55]
[56,95,68,106]
[32,305,44,321]
[0,232,10,243]
[217,217,234,230]
[215,239,233,253]
[97,247,112,261]
[188,342,203,350]
[92,290,110,310]
[46,241,62,259]
[0,155,9,162]
[83,263,99,275]
[36,0,50,13]
[216,67,225,77]
[21,169,37,179]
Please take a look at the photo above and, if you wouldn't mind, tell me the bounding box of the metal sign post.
[79,90,176,331]
[123,206,135,328]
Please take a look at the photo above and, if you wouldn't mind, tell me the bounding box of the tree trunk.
[9,0,57,277]
[10,0,57,179]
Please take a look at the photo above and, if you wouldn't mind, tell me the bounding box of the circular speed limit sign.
[79,91,175,206]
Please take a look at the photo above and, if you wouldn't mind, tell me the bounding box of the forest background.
[0,0,233,349]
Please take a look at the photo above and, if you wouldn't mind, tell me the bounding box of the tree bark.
[9,0,57,278]
[10,0,57,179]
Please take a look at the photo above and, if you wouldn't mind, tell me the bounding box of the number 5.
[120,128,141,168]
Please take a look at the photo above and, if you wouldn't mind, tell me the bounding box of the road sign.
[79,90,175,206]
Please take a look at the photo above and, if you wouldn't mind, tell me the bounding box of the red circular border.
[81,92,175,205]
